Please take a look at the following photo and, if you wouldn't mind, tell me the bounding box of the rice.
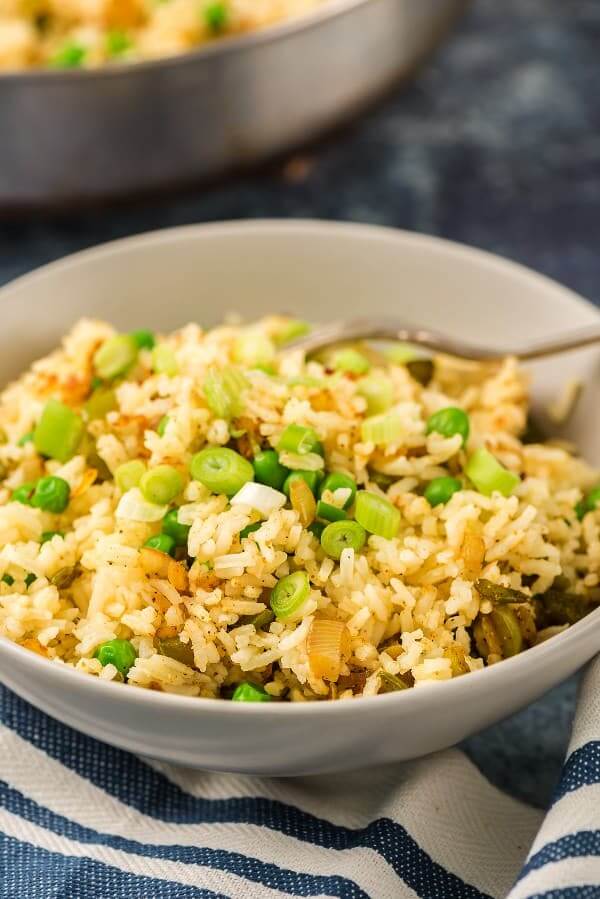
[0,314,599,702]
[0,0,326,70]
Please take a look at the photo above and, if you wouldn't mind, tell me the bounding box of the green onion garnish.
[190,447,254,497]
[253,450,289,491]
[319,472,356,508]
[50,42,86,68]
[332,348,370,375]
[34,399,84,463]
[139,465,184,505]
[320,520,366,560]
[203,366,247,419]
[93,335,138,381]
[316,500,348,523]
[115,460,146,492]
[17,431,34,447]
[357,374,393,415]
[277,424,322,456]
[270,570,311,620]
[576,484,600,520]
[283,470,321,498]
[152,344,178,377]
[464,448,520,497]
[361,412,404,446]
[157,415,169,437]
[384,343,419,365]
[355,490,401,539]
[85,386,117,420]
[233,331,275,368]
[273,319,310,346]
[106,29,133,57]
[41,531,64,544]
[240,521,262,540]
[426,407,470,447]
[231,681,271,702]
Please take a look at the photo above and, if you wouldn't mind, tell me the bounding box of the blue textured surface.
[0,0,598,810]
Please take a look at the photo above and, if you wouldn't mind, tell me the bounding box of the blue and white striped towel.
[2,659,600,899]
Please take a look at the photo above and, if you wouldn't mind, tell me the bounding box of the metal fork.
[287,317,600,362]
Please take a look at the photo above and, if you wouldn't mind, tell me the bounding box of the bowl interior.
[2,220,599,461]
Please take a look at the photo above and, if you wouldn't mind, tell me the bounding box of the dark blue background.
[0,0,597,808]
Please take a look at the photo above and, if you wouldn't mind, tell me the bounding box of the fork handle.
[288,317,600,362]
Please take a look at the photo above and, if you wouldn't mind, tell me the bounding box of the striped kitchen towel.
[1,661,600,898]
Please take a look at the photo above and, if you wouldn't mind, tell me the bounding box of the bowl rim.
[0,217,599,719]
[0,0,372,85]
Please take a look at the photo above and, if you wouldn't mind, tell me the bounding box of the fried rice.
[0,0,325,70]
[0,316,599,702]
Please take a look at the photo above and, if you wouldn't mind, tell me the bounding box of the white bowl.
[1,220,599,775]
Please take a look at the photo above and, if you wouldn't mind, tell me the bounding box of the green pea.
[232,682,271,702]
[32,476,71,513]
[253,450,288,491]
[94,639,137,677]
[11,482,37,506]
[144,533,176,557]
[161,508,190,547]
[424,476,462,507]
[426,407,470,446]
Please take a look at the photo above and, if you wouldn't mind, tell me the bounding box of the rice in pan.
[0,0,325,70]
[0,317,598,702]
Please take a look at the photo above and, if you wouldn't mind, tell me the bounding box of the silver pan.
[0,0,466,210]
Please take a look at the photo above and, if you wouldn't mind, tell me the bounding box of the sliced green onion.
[253,450,289,491]
[277,424,322,456]
[85,386,117,420]
[130,329,155,350]
[203,366,247,419]
[320,520,366,560]
[17,431,33,447]
[32,476,70,513]
[308,521,325,540]
[139,465,184,505]
[355,490,401,539]
[240,521,262,539]
[332,348,370,375]
[424,476,462,507]
[234,331,275,368]
[385,343,418,364]
[93,334,138,380]
[157,415,169,437]
[270,570,311,620]
[94,639,137,677]
[357,374,394,415]
[232,682,271,702]
[191,447,254,497]
[577,484,600,520]
[1,574,14,586]
[464,448,520,497]
[319,472,356,508]
[156,637,195,667]
[25,573,36,588]
[230,481,286,516]
[152,344,178,377]
[273,319,310,345]
[144,533,176,557]
[34,399,84,463]
[115,460,146,493]
[116,487,167,522]
[576,499,587,521]
[316,500,348,523]
[361,412,404,445]
[161,508,190,546]
[11,482,36,505]
[426,406,470,446]
[283,470,321,498]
